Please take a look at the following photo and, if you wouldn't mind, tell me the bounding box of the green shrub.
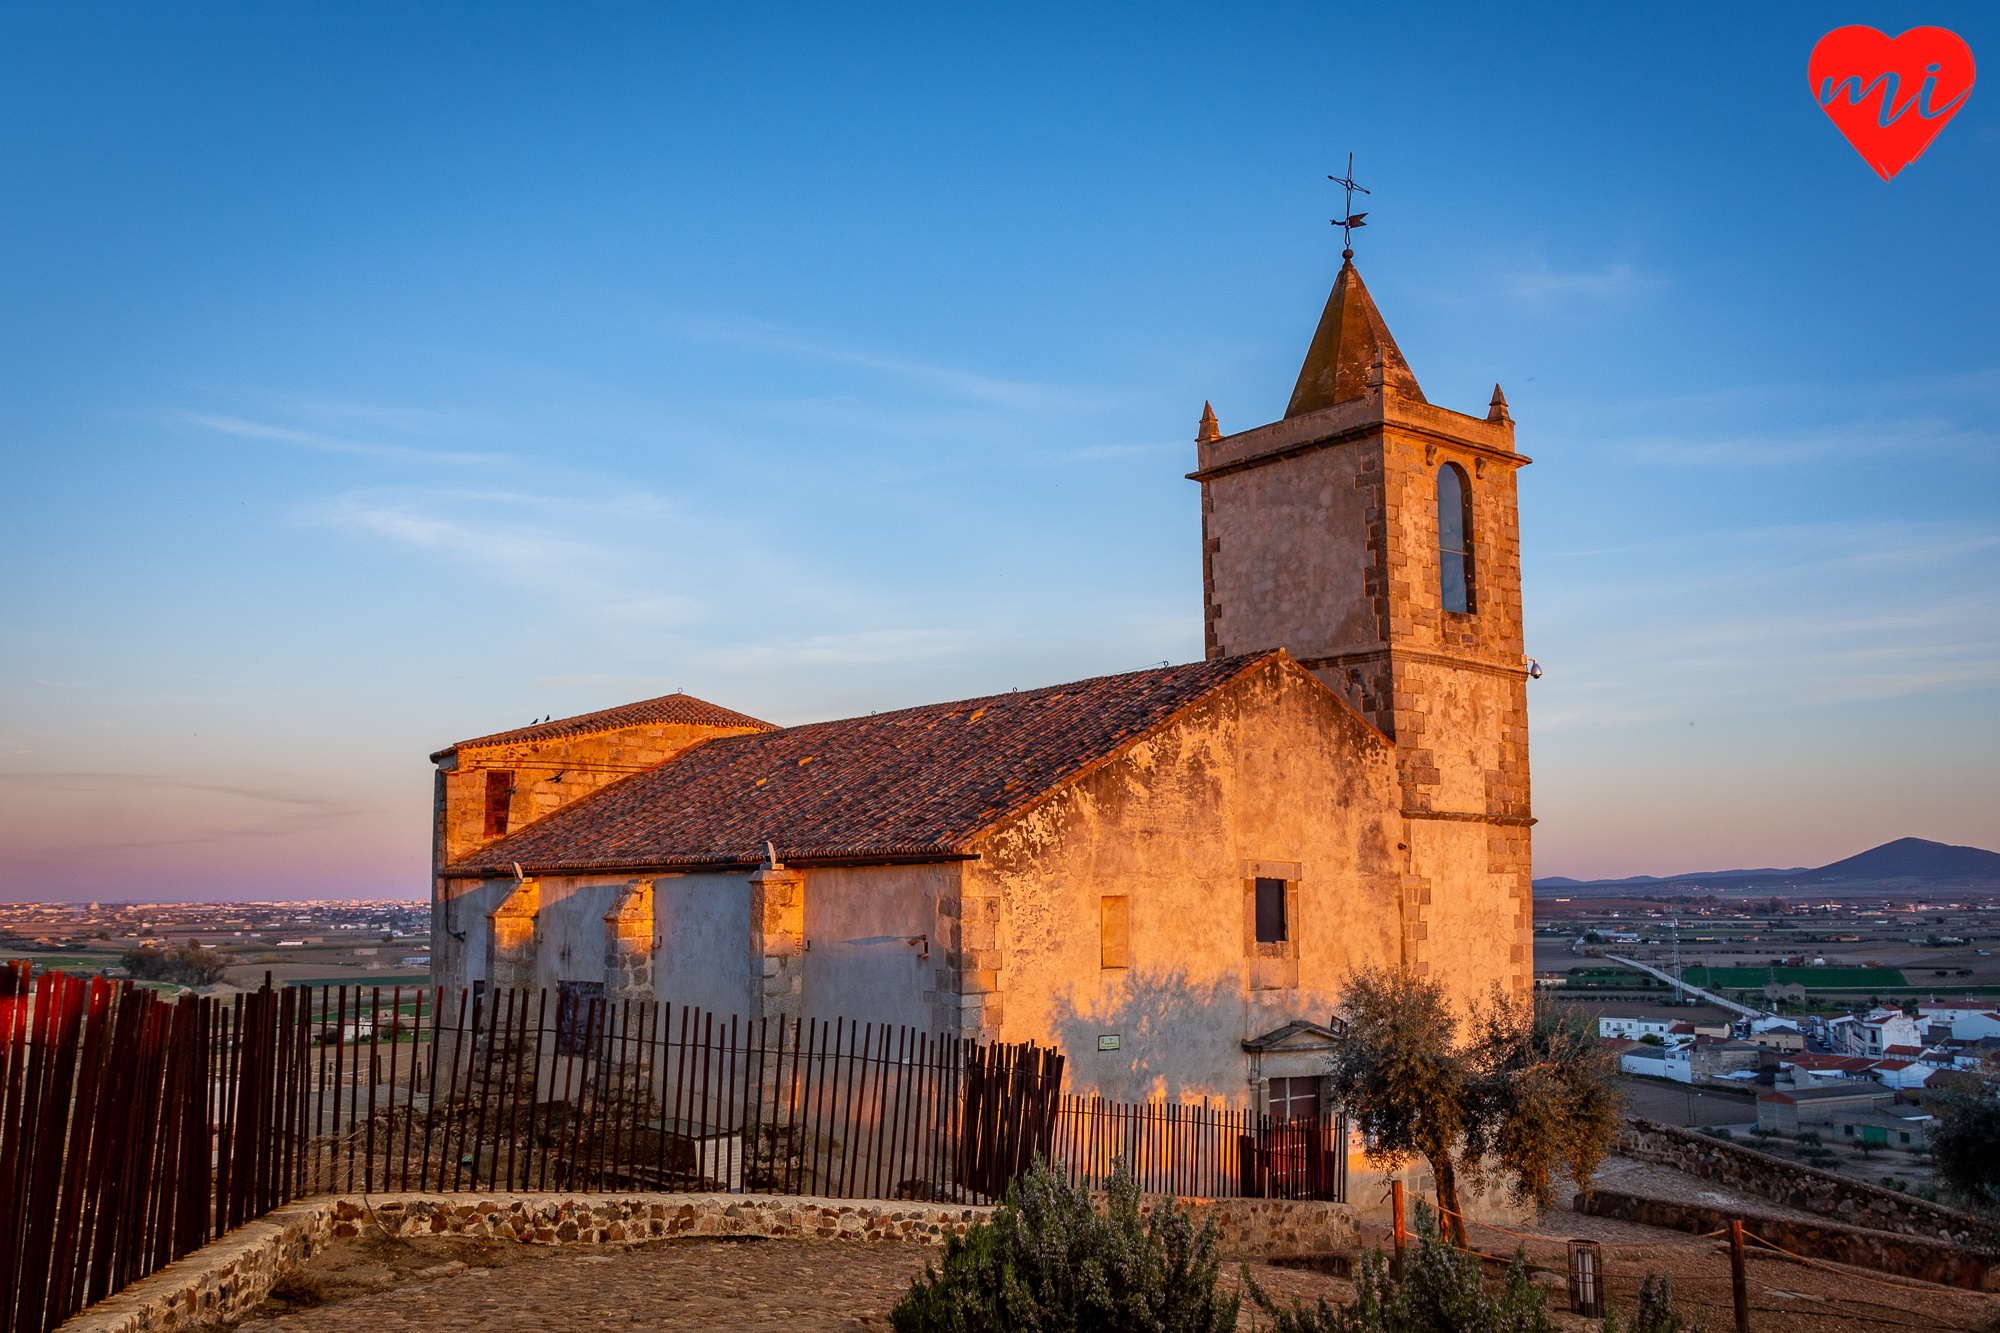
[888,1156,1236,1333]
[1604,1271,1709,1333]
[1240,1204,1556,1333]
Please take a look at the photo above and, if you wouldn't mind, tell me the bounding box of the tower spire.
[1196,401,1222,442]
[1285,260,1425,417]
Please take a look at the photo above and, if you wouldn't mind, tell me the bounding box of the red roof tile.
[445,653,1288,876]
[433,693,775,760]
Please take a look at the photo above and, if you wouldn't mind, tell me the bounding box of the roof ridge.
[440,651,1303,878]
[948,652,1296,845]
[437,691,776,758]
[774,652,1283,734]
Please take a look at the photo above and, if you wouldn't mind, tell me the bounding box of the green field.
[1681,965,1906,988]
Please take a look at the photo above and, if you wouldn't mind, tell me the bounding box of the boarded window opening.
[1255,878,1287,943]
[556,979,605,1057]
[1100,896,1130,969]
[482,770,513,838]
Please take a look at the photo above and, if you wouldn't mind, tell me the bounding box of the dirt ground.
[205,1214,1999,1333]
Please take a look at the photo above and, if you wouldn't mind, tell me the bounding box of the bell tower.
[1188,257,1535,995]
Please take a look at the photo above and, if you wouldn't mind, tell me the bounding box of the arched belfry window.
[1437,463,1474,614]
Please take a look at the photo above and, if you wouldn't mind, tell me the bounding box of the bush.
[1926,1079,2000,1208]
[1241,1204,1555,1333]
[889,1156,1236,1333]
[1604,1271,1709,1333]
[120,943,228,987]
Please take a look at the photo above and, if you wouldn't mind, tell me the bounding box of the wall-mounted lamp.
[1525,658,1543,679]
[909,934,929,959]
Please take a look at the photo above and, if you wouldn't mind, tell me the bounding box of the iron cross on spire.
[1328,152,1370,260]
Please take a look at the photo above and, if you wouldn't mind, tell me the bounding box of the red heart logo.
[1809,26,1975,180]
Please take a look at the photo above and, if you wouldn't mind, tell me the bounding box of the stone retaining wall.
[1617,1116,1996,1247]
[1577,1188,1999,1291]
[58,1190,1357,1333]
[56,1201,332,1333]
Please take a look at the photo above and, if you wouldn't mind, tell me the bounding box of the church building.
[427,255,1535,1116]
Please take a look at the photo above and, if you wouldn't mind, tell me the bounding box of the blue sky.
[2,2,1995,900]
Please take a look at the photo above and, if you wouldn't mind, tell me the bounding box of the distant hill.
[1534,837,2000,892]
[1809,837,2000,882]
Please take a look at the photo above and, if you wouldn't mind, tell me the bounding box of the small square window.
[1900,1132,1911,1144]
[1843,1124,1854,1136]
[1255,878,1287,943]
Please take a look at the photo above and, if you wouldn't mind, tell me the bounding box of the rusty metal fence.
[2,977,1345,1332]
[0,967,313,1333]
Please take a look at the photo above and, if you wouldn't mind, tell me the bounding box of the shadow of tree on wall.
[1041,966,1336,1105]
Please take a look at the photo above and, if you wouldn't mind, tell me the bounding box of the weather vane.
[1329,152,1369,259]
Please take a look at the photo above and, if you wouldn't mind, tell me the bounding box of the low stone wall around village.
[1577,1188,2000,1291]
[57,1190,1359,1333]
[1616,1116,1997,1247]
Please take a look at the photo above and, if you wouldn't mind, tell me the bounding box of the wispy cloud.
[532,673,671,691]
[176,412,500,464]
[1606,415,1995,469]
[1505,262,1653,301]
[1532,520,2000,729]
[0,771,365,860]
[696,628,973,671]
[308,485,723,625]
[670,314,1113,414]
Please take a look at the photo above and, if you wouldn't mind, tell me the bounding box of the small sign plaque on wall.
[1097,1034,1120,1051]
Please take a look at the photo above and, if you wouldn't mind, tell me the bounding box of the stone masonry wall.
[60,1191,1357,1333]
[1616,1116,1996,1247]
[1577,1188,1998,1291]
[440,720,764,867]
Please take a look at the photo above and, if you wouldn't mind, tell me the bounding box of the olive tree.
[1324,968,1623,1248]
[1462,984,1625,1210]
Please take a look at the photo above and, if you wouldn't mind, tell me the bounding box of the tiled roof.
[433,693,776,760]
[445,652,1286,877]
